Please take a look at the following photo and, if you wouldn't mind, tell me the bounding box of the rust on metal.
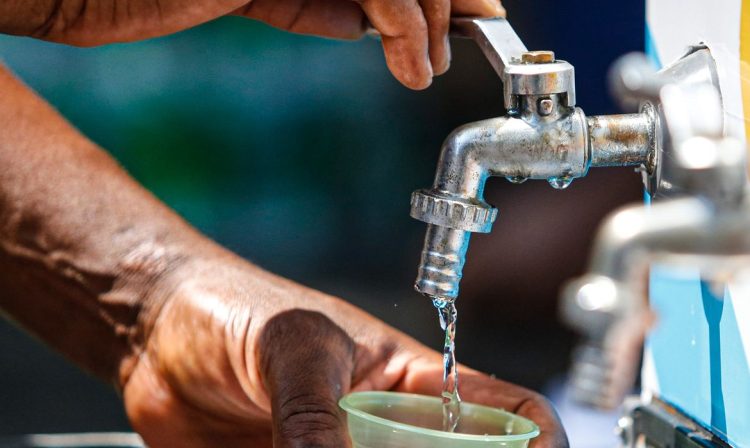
[522,51,556,64]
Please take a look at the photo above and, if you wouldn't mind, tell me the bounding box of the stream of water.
[433,298,461,432]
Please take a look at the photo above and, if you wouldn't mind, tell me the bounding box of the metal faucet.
[410,17,656,301]
[561,52,748,409]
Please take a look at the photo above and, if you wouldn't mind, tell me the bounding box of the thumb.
[258,309,355,448]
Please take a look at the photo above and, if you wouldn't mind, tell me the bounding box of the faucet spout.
[409,17,660,302]
[562,130,749,408]
[560,196,744,408]
[411,106,655,300]
[587,197,712,283]
[428,106,593,197]
[411,105,591,299]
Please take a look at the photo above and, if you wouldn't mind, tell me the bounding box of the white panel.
[640,344,659,401]
[728,280,750,370]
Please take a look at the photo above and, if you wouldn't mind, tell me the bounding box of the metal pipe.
[588,109,655,169]
[412,106,654,301]
[413,107,591,300]
[587,197,712,282]
[431,108,591,200]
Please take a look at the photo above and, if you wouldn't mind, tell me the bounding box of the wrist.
[116,236,274,388]
[116,238,223,388]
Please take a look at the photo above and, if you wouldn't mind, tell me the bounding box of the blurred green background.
[0,0,644,435]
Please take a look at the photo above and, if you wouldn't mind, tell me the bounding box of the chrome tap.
[410,17,656,301]
[561,51,748,409]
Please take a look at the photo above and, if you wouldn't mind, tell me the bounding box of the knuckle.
[277,393,344,442]
[263,309,351,348]
[259,309,355,377]
[30,0,67,39]
[283,0,311,32]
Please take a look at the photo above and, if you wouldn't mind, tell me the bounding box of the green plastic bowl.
[339,391,540,448]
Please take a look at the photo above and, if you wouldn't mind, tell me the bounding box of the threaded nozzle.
[569,343,620,409]
[414,225,472,300]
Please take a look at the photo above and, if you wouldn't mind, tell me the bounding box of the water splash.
[433,298,461,432]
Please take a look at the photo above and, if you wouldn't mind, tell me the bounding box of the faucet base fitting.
[410,189,497,233]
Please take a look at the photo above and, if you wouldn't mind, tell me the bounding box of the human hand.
[235,0,505,89]
[1,0,503,89]
[122,255,568,447]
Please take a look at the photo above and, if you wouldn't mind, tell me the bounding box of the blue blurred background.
[0,0,644,444]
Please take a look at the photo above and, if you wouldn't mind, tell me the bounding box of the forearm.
[0,65,218,385]
[0,0,244,47]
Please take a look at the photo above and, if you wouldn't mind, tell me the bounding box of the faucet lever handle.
[450,17,528,78]
[608,53,664,107]
[452,17,576,109]
[368,17,575,108]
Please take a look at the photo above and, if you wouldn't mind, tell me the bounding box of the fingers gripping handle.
[370,17,575,109]
[367,17,527,78]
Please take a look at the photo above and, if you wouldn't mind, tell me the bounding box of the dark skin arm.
[0,0,568,445]
[0,66,568,447]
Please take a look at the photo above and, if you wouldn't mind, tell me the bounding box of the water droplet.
[506,176,528,184]
[548,176,574,189]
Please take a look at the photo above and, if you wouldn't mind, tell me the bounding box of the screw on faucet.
[521,51,555,64]
[538,97,554,116]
